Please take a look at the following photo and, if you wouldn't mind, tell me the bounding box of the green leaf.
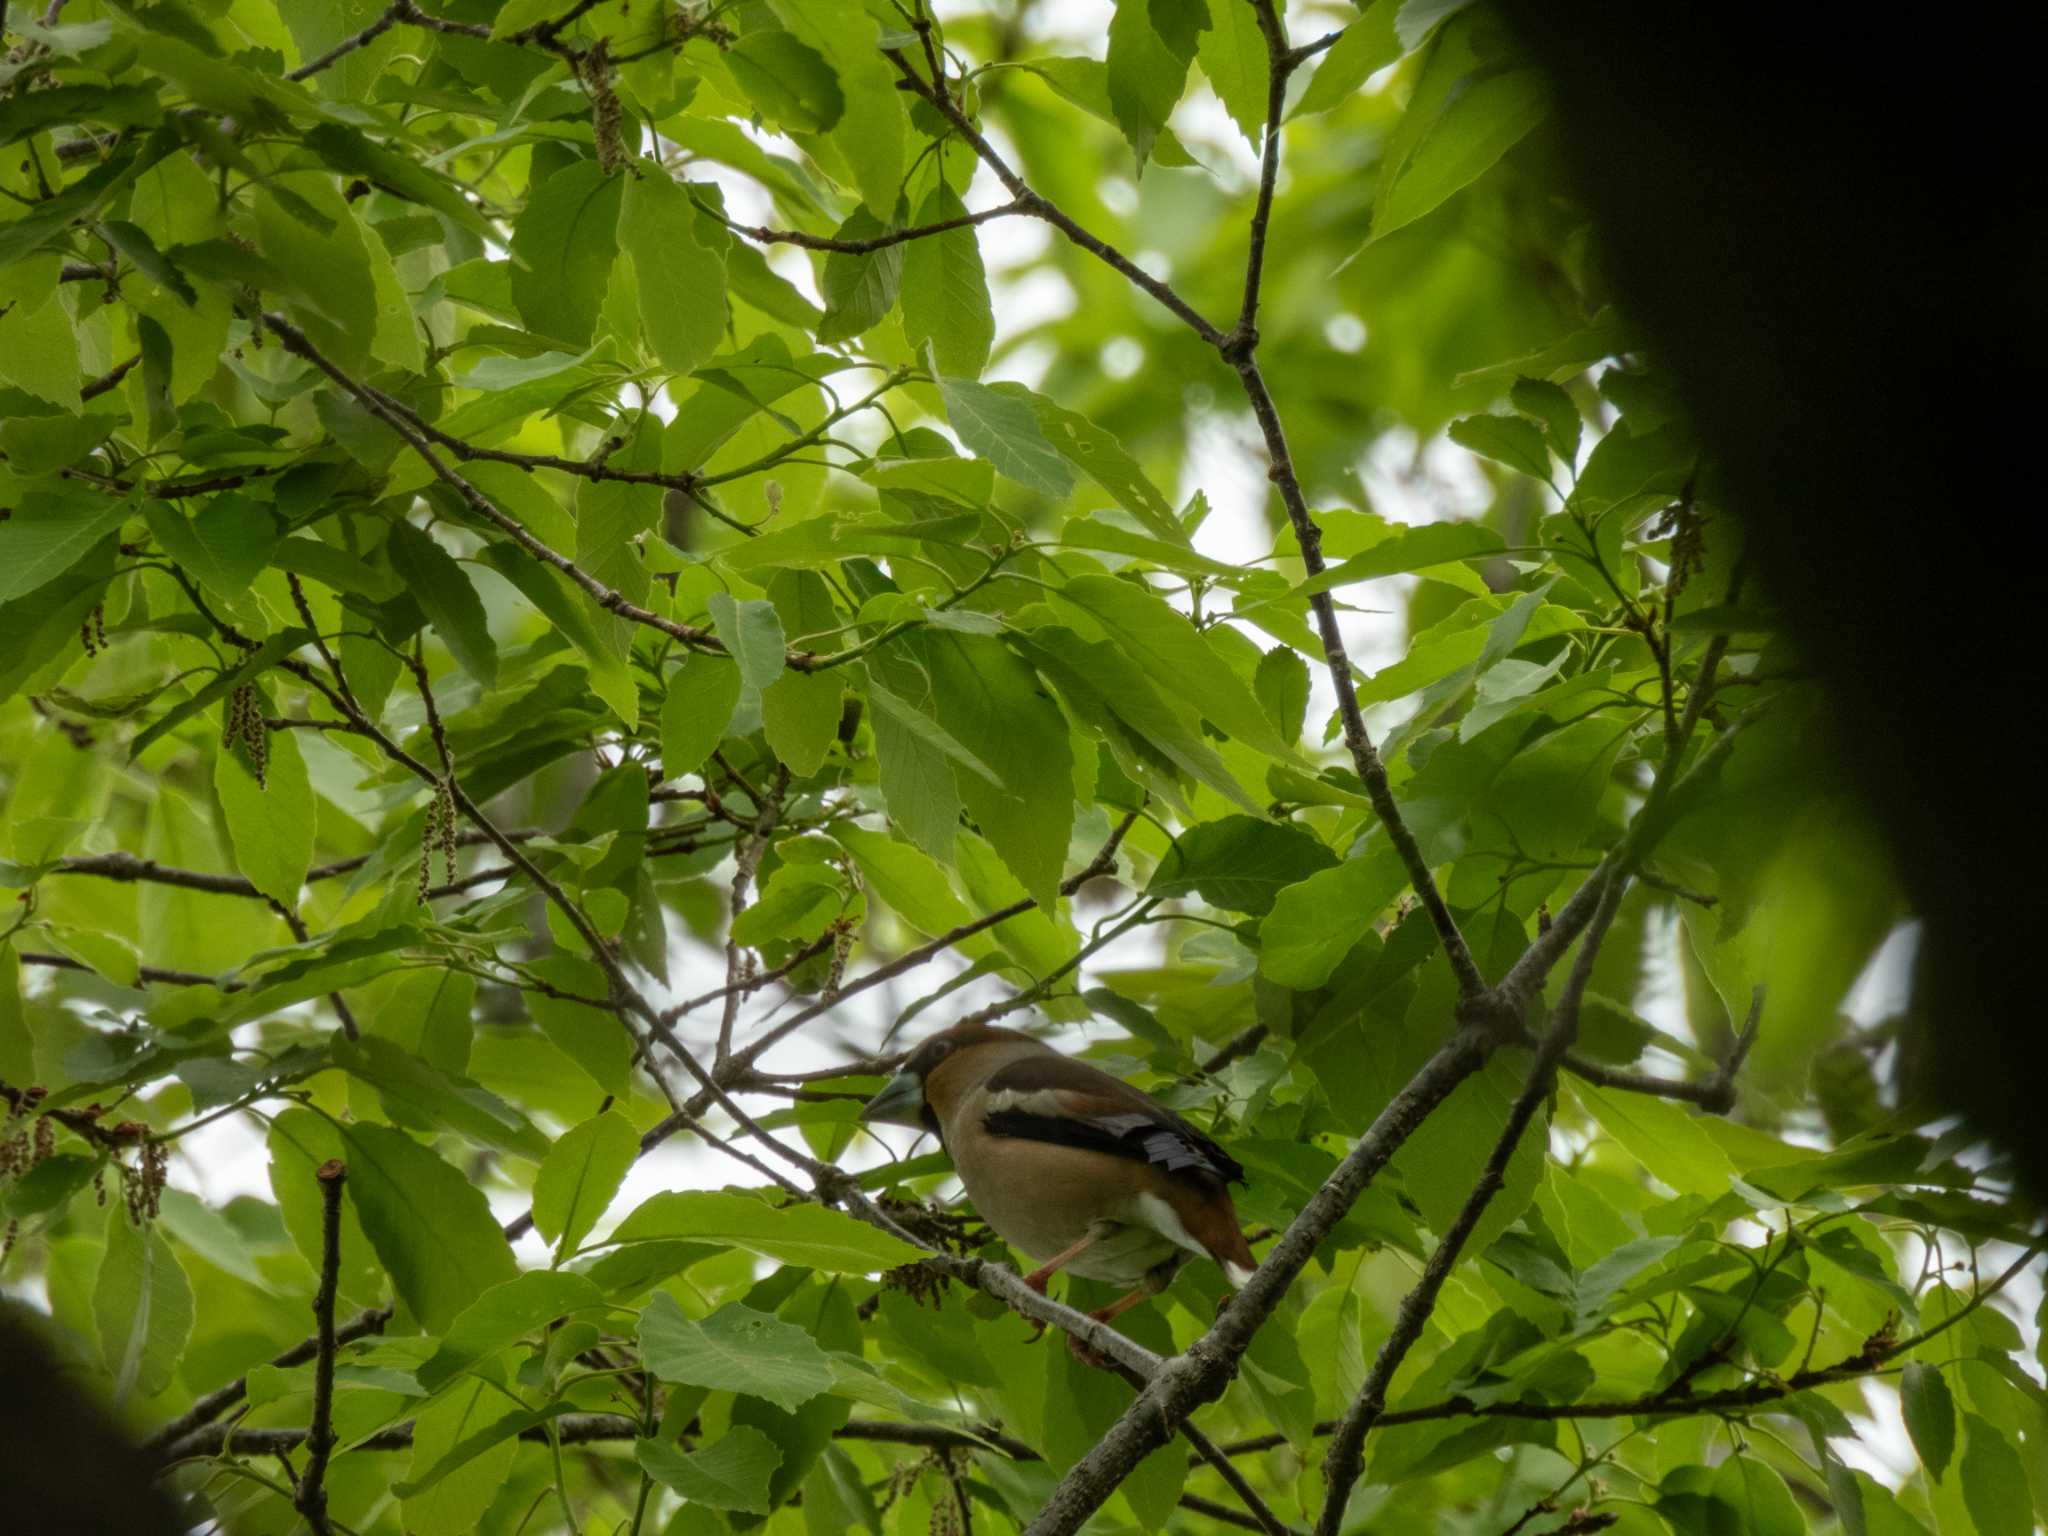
[724,31,844,132]
[816,207,903,344]
[1196,0,1269,146]
[608,1190,923,1273]
[940,378,1076,496]
[1709,1456,1803,1536]
[1960,1414,2034,1536]
[93,1206,194,1402]
[332,1036,548,1162]
[638,1293,835,1411]
[143,494,276,603]
[524,953,635,1096]
[268,1109,383,1308]
[1901,1362,1956,1481]
[1294,5,1403,117]
[620,172,728,376]
[416,1270,606,1391]
[0,941,29,1084]
[1510,376,1582,463]
[213,721,315,908]
[1106,0,1200,169]
[1149,815,1337,916]
[1569,1079,1734,1199]
[1027,393,1183,543]
[1054,575,1292,759]
[402,1378,521,1530]
[1258,845,1409,987]
[1448,413,1554,481]
[921,632,1076,911]
[1391,1050,1547,1262]
[574,411,661,628]
[387,521,498,688]
[510,160,624,347]
[708,591,787,694]
[129,627,314,761]
[762,568,845,777]
[534,1110,639,1261]
[636,1427,783,1514]
[660,656,744,779]
[0,490,133,603]
[342,1122,518,1332]
[1253,646,1310,748]
[772,0,906,219]
[903,186,994,380]
[1372,55,1547,240]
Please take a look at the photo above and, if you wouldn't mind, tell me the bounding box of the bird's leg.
[1065,1256,1179,1369]
[1017,1231,1102,1340]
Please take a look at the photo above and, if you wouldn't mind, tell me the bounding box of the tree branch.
[1020,1026,1492,1535]
[294,1159,347,1535]
[882,52,1228,347]
[1316,871,1627,1534]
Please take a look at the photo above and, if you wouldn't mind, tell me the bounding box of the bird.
[860,1019,1257,1361]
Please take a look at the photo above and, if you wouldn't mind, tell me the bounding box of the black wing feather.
[981,1104,1245,1185]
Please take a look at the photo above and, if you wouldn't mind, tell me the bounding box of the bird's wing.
[978,1052,1245,1185]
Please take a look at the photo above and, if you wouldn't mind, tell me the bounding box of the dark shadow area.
[1503,5,2043,1193]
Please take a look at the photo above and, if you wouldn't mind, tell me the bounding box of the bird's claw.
[1065,1331,1113,1370]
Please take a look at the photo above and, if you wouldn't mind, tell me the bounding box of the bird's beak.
[860,1070,925,1127]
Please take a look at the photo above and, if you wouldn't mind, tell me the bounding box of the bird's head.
[858,1019,1037,1130]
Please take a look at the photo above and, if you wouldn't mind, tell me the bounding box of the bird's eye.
[928,1038,955,1062]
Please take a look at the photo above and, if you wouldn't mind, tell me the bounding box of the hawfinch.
[861,1020,1257,1354]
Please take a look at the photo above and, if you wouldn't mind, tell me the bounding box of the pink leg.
[1021,1231,1101,1294]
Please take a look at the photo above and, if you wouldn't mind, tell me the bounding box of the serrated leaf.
[607,1189,923,1272]
[708,591,787,694]
[214,720,314,907]
[1448,413,1554,481]
[639,1293,835,1411]
[1257,845,1408,986]
[725,31,844,132]
[416,1270,606,1390]
[620,172,727,376]
[94,1206,194,1402]
[660,656,744,778]
[1196,0,1269,145]
[1510,375,1582,463]
[510,160,623,347]
[342,1122,518,1332]
[387,520,498,687]
[1150,815,1336,916]
[533,1110,639,1260]
[637,1427,783,1513]
[940,377,1075,496]
[0,490,133,603]
[1253,646,1310,747]
[1960,1414,2033,1536]
[1901,1362,1956,1481]
[816,207,903,343]
[903,186,994,379]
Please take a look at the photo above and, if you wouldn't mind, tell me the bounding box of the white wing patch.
[981,1086,1071,1117]
[1130,1193,1209,1261]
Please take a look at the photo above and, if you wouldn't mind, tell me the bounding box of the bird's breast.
[946,1108,1185,1285]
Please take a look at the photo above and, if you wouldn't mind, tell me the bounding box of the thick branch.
[1316,872,1625,1534]
[1021,1026,1492,1535]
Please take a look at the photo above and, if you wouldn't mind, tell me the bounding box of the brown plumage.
[861,1020,1257,1349]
